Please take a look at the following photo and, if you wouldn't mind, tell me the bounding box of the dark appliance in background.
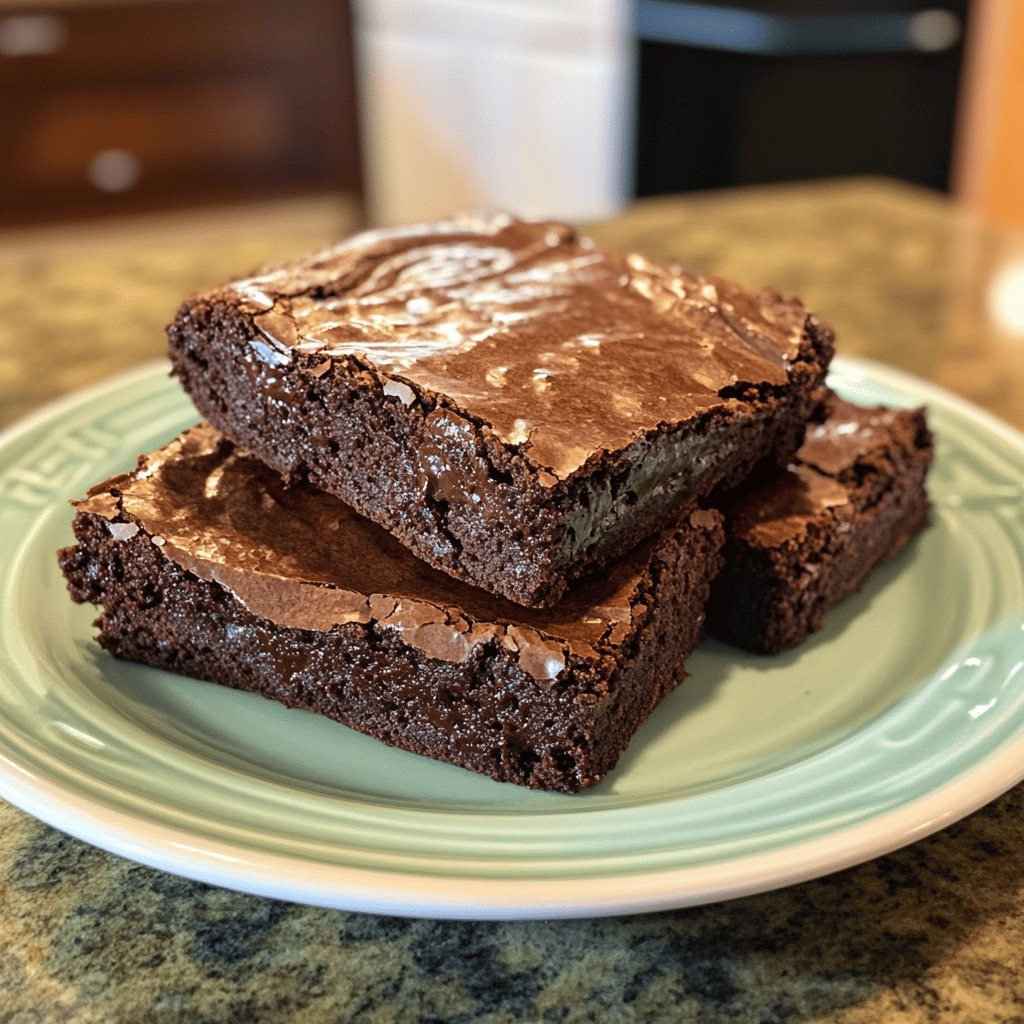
[633,0,969,197]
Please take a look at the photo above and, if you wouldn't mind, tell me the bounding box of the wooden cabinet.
[0,0,362,224]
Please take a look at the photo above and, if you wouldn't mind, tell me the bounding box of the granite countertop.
[1,180,1022,1023]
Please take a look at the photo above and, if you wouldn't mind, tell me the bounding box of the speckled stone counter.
[2,181,1023,1023]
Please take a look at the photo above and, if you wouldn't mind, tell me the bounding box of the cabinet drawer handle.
[0,15,67,57]
[88,150,142,193]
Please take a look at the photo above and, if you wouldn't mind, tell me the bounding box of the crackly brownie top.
[207,211,816,479]
[75,425,721,681]
[797,398,920,477]
[722,398,929,547]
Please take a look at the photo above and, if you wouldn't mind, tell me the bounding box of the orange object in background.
[954,0,1024,228]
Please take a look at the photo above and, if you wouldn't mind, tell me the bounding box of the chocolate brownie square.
[167,212,833,607]
[58,424,725,792]
[704,397,933,654]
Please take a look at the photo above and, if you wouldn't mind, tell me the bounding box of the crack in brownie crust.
[167,212,833,607]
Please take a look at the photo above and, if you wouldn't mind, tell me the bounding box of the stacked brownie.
[164,211,835,607]
[59,212,929,792]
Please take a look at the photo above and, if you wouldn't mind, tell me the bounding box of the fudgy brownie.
[167,212,833,607]
[59,424,725,792]
[704,397,933,654]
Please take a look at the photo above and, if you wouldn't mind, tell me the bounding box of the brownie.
[58,424,725,793]
[167,212,833,608]
[704,397,934,654]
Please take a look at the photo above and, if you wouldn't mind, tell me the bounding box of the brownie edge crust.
[167,211,833,607]
[58,425,725,793]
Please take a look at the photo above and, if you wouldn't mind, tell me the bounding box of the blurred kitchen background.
[0,0,1020,230]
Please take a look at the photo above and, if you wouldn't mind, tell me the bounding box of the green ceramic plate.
[0,357,1021,919]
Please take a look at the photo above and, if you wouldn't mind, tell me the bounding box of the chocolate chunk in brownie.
[167,212,833,608]
[58,424,725,793]
[704,396,934,654]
